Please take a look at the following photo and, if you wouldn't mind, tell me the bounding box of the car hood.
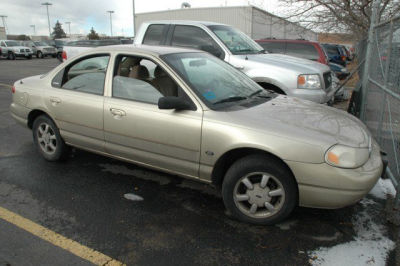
[11,46,30,50]
[235,53,330,74]
[209,95,370,149]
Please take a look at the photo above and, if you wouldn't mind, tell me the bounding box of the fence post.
[377,20,394,143]
[360,0,380,121]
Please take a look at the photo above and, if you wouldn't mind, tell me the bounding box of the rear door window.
[258,42,285,54]
[143,24,166,45]
[286,43,319,61]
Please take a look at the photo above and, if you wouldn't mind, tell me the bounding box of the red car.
[255,39,328,65]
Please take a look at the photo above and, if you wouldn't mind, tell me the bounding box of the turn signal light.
[298,76,306,85]
[11,85,15,94]
[327,151,339,165]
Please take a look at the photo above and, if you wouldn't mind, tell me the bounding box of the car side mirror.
[158,96,194,111]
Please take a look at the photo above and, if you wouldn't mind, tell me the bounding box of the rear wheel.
[222,155,297,225]
[32,115,69,161]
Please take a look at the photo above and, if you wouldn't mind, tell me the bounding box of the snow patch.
[124,193,144,201]
[275,219,297,230]
[309,204,395,266]
[369,178,396,199]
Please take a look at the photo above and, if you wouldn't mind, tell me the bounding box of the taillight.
[11,85,15,94]
[62,51,67,61]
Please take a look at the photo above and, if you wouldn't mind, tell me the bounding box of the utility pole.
[0,15,8,34]
[65,22,71,37]
[132,0,135,37]
[30,25,36,35]
[107,10,114,36]
[41,2,52,37]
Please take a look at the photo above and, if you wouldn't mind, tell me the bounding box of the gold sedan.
[10,45,382,225]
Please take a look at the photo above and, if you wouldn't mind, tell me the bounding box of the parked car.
[10,45,383,225]
[329,62,350,80]
[255,39,328,65]
[321,44,347,66]
[0,40,33,60]
[45,39,67,61]
[31,41,57,58]
[134,21,335,104]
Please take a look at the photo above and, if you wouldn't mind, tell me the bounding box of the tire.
[52,54,56,58]
[222,155,297,225]
[37,51,43,59]
[7,52,15,60]
[32,115,69,161]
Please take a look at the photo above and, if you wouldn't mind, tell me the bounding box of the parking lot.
[0,58,397,265]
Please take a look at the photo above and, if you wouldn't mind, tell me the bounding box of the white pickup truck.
[134,21,335,104]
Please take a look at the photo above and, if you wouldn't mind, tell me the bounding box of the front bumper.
[290,87,335,104]
[285,141,382,209]
[15,52,34,57]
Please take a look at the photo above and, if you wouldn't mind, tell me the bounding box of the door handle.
[110,108,126,117]
[50,97,61,104]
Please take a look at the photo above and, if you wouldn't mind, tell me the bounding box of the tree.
[87,27,100,40]
[278,0,400,39]
[51,20,67,39]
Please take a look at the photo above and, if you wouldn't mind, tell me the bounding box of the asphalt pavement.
[0,57,397,266]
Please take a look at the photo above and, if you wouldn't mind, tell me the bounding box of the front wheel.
[37,51,43,58]
[7,52,15,60]
[222,155,297,225]
[32,115,69,161]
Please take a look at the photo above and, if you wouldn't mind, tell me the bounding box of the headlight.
[341,68,347,72]
[297,74,321,89]
[325,144,370,168]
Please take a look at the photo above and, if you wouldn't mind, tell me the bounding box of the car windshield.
[162,52,273,110]
[208,25,264,55]
[34,42,48,46]
[5,41,19,47]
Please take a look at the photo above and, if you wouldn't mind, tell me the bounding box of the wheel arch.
[211,147,298,193]
[257,82,286,95]
[27,109,56,129]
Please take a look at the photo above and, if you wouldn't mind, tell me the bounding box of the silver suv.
[135,21,334,104]
[0,40,33,60]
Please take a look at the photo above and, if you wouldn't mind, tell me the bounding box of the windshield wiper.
[213,96,247,105]
[248,89,263,97]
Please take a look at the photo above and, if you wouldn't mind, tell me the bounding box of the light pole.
[65,21,71,37]
[132,0,135,37]
[30,25,36,35]
[41,2,52,37]
[107,10,114,36]
[0,15,8,34]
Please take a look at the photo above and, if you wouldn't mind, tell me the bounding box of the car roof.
[143,20,228,27]
[93,44,203,56]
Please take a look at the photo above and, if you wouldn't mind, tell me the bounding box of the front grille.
[44,48,54,52]
[20,49,24,52]
[25,49,30,52]
[323,72,332,90]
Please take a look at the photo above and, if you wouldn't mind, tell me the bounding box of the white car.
[0,40,33,60]
[33,41,57,58]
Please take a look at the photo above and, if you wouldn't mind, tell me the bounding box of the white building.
[135,5,318,41]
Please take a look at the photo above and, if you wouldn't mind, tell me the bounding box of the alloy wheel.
[36,122,57,155]
[233,172,285,219]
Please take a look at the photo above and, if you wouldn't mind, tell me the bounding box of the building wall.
[251,7,317,41]
[0,27,6,40]
[135,6,317,41]
[135,6,253,36]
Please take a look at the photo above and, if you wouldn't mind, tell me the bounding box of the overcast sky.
[0,0,282,37]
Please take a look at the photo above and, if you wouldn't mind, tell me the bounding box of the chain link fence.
[351,3,400,208]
